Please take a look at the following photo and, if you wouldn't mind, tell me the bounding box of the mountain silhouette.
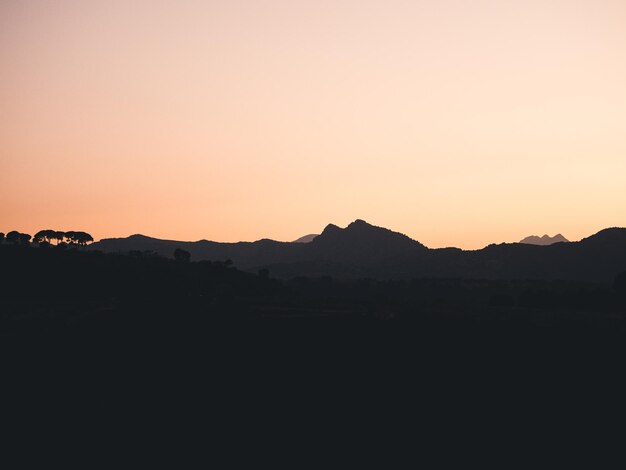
[292,234,318,243]
[520,234,569,245]
[307,219,426,262]
[90,220,626,282]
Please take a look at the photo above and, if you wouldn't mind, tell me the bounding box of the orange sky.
[1,0,625,249]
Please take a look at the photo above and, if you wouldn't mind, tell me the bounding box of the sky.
[1,0,625,249]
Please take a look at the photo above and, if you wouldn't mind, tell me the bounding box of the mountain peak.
[348,219,370,227]
[313,219,426,254]
[321,223,341,235]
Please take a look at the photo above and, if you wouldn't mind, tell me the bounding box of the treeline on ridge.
[0,229,94,247]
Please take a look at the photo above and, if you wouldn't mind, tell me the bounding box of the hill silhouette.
[90,220,626,283]
[91,219,426,271]
[520,234,569,245]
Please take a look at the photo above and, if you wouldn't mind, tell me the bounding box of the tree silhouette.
[0,232,4,243]
[64,231,77,246]
[81,232,94,246]
[18,233,32,245]
[33,230,45,244]
[62,231,93,248]
[45,230,56,243]
[34,230,54,244]
[75,232,94,247]
[6,231,20,244]
[53,231,65,245]
[174,248,191,262]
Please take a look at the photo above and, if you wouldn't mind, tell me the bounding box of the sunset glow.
[1,0,625,248]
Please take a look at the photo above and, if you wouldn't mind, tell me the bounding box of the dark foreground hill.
[5,244,624,442]
[2,243,626,336]
[91,220,626,283]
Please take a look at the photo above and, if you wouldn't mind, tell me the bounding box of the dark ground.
[2,243,626,343]
[4,243,626,457]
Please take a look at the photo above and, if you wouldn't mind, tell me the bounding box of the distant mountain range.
[292,234,318,243]
[90,220,626,283]
[520,234,569,245]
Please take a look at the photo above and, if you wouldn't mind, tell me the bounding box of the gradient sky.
[1,0,625,249]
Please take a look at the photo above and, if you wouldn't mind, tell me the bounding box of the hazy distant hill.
[91,234,302,270]
[520,234,569,245]
[292,234,318,243]
[90,221,626,282]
